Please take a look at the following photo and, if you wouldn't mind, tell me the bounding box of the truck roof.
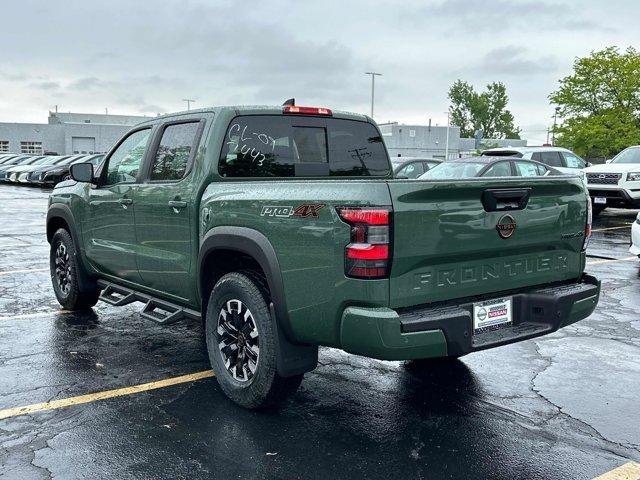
[135,105,370,127]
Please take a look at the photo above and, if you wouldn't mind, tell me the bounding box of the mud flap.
[270,303,318,377]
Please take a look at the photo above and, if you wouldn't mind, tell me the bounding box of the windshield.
[611,147,640,164]
[420,162,485,179]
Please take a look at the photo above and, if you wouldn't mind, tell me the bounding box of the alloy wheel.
[54,243,72,295]
[217,299,260,382]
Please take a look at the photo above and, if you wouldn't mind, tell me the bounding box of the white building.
[0,111,151,155]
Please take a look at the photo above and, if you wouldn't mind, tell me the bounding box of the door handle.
[168,200,187,213]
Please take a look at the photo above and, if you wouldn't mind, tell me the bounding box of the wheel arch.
[198,226,317,377]
[46,204,96,292]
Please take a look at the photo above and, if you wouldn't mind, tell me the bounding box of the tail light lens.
[337,207,391,279]
[583,197,593,250]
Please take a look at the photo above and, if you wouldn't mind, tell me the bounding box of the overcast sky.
[1,0,638,143]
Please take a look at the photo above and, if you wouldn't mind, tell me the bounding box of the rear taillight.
[283,105,332,116]
[583,197,593,250]
[337,207,391,279]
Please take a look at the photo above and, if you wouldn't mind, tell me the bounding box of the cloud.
[469,46,559,76]
[415,0,615,33]
[28,81,61,91]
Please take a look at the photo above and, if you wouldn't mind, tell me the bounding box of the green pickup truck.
[46,104,601,408]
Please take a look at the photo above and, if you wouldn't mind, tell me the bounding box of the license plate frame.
[594,197,607,205]
[473,297,513,334]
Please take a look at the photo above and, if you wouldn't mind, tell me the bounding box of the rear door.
[133,118,206,303]
[387,177,587,308]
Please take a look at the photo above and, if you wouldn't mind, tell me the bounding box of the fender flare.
[46,204,97,293]
[198,226,318,376]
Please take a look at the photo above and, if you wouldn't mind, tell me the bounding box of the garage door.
[72,137,96,154]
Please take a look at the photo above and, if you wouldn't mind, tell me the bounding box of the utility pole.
[445,110,450,160]
[364,72,382,118]
[552,106,560,146]
[182,99,195,111]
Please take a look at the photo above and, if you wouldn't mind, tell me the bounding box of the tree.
[448,80,521,139]
[549,47,640,158]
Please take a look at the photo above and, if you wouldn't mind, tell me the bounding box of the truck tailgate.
[387,177,588,309]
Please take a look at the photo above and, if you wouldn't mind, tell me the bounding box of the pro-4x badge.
[261,204,325,219]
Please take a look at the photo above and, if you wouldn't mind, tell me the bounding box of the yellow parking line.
[592,225,633,232]
[0,370,214,420]
[0,267,48,276]
[588,256,638,266]
[593,461,640,480]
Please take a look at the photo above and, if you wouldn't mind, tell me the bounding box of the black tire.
[50,228,100,310]
[592,204,606,216]
[205,272,303,409]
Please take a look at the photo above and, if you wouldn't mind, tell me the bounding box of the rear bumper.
[339,274,600,361]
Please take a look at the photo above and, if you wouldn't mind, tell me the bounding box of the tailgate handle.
[481,188,531,212]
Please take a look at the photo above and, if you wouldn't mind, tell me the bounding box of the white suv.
[584,146,640,214]
[481,146,589,176]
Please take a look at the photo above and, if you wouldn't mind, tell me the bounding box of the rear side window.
[218,115,389,177]
[482,161,512,177]
[515,161,543,177]
[532,151,563,167]
[150,122,200,181]
[396,162,425,178]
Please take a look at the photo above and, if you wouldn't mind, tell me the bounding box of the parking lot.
[0,184,638,479]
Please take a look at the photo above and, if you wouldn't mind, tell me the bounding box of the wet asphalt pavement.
[0,185,639,480]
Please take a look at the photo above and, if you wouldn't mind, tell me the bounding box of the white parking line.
[592,224,633,232]
[587,256,638,266]
[0,311,71,321]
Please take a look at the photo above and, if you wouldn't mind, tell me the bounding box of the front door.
[133,120,203,304]
[83,127,153,284]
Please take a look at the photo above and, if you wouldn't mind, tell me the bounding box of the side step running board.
[97,280,200,325]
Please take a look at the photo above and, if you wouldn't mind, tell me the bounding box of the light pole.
[445,110,450,160]
[182,99,195,111]
[552,106,560,146]
[364,72,382,118]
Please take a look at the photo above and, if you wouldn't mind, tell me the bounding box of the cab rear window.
[218,115,390,178]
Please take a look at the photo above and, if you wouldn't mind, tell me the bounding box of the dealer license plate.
[594,197,607,204]
[473,297,513,334]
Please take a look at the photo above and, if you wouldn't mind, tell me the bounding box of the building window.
[20,141,43,154]
[0,141,9,152]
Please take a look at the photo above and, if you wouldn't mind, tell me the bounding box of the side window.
[397,162,424,178]
[515,161,541,177]
[424,161,440,170]
[105,128,152,185]
[483,161,512,177]
[150,122,200,181]
[536,163,549,175]
[539,151,563,167]
[563,152,586,169]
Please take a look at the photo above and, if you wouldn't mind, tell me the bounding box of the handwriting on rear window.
[226,123,276,166]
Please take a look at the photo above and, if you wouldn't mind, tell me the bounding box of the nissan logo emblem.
[496,214,517,239]
[599,174,606,179]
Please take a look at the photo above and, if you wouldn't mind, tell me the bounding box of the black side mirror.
[70,163,94,183]
[586,162,592,167]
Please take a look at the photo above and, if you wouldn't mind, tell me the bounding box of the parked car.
[583,146,640,215]
[481,146,589,176]
[6,155,64,183]
[419,156,553,179]
[0,154,20,164]
[0,156,40,181]
[392,157,442,179]
[30,154,104,187]
[631,212,640,257]
[16,156,72,183]
[47,104,599,409]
